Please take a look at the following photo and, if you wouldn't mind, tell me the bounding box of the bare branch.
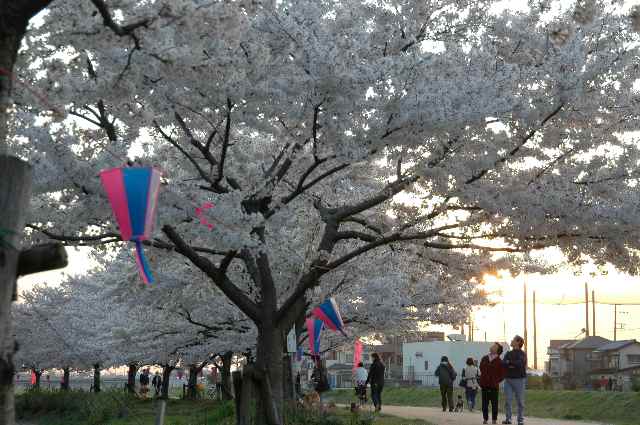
[213,98,233,189]
[153,120,215,185]
[162,225,260,322]
[466,102,564,184]
[89,0,150,38]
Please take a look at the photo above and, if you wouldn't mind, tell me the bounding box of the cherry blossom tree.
[5,1,640,424]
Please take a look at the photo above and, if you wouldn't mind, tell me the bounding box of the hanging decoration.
[312,297,347,337]
[353,339,363,371]
[195,202,215,230]
[100,166,162,284]
[306,317,324,355]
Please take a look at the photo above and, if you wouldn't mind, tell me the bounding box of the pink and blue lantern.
[100,166,161,284]
[306,318,323,355]
[312,298,347,337]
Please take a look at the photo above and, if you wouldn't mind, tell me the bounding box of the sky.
[427,260,640,370]
[18,244,640,371]
[17,0,640,373]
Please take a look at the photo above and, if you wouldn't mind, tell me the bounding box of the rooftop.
[594,340,638,352]
[549,339,576,349]
[564,336,610,350]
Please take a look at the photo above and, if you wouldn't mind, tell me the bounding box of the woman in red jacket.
[480,343,506,425]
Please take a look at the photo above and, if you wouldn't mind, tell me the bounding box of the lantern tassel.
[134,239,154,284]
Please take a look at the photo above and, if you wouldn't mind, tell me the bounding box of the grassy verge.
[328,387,640,425]
[15,390,432,425]
[16,390,234,425]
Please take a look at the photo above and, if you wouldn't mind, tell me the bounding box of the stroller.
[354,384,367,406]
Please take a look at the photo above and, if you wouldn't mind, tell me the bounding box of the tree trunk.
[282,354,294,403]
[160,365,174,399]
[220,352,233,400]
[255,326,284,425]
[0,155,32,424]
[234,365,255,425]
[93,364,101,393]
[62,367,70,391]
[186,365,198,400]
[126,364,137,394]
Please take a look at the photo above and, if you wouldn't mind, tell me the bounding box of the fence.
[326,373,440,389]
[15,375,194,398]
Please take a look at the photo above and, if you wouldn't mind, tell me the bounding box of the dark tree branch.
[213,98,233,189]
[89,0,150,37]
[466,103,564,184]
[153,119,215,186]
[162,225,260,322]
[27,223,235,256]
[331,175,419,220]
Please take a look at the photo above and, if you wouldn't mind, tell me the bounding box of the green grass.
[15,390,431,425]
[16,390,234,425]
[328,387,640,425]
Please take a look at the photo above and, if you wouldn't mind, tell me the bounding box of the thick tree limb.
[17,243,67,276]
[162,225,260,322]
[89,0,150,38]
[213,98,233,189]
[331,175,419,220]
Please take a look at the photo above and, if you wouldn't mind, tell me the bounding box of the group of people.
[308,353,386,413]
[436,335,527,425]
[353,353,386,412]
[138,369,163,397]
[597,375,624,392]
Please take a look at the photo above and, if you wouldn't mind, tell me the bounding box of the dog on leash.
[454,394,464,412]
[302,391,321,409]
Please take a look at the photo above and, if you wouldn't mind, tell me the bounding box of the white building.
[403,341,499,386]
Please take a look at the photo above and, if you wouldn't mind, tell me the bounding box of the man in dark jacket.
[365,353,385,412]
[503,335,527,425]
[480,343,506,424]
[435,356,457,412]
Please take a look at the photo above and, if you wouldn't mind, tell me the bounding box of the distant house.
[593,340,640,370]
[323,332,445,386]
[586,340,640,391]
[547,339,576,378]
[557,336,610,387]
[403,341,498,387]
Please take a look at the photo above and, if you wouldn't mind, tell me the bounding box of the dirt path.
[377,405,607,425]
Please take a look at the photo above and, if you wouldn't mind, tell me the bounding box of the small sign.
[415,352,423,358]
[287,327,296,353]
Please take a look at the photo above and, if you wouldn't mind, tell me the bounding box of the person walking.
[139,369,150,398]
[503,335,527,425]
[354,362,368,405]
[311,358,330,410]
[365,353,385,412]
[152,371,162,397]
[480,342,506,424]
[435,356,457,412]
[463,357,480,412]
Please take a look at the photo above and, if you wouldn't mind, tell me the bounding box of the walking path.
[377,405,607,425]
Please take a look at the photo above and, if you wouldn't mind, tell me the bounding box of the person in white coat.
[463,357,481,412]
[354,362,368,404]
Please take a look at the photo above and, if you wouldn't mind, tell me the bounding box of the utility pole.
[584,283,590,337]
[592,290,596,337]
[524,282,528,354]
[533,290,538,370]
[614,304,617,341]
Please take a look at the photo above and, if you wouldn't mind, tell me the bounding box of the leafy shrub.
[284,406,344,425]
[16,389,131,424]
[632,377,640,392]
